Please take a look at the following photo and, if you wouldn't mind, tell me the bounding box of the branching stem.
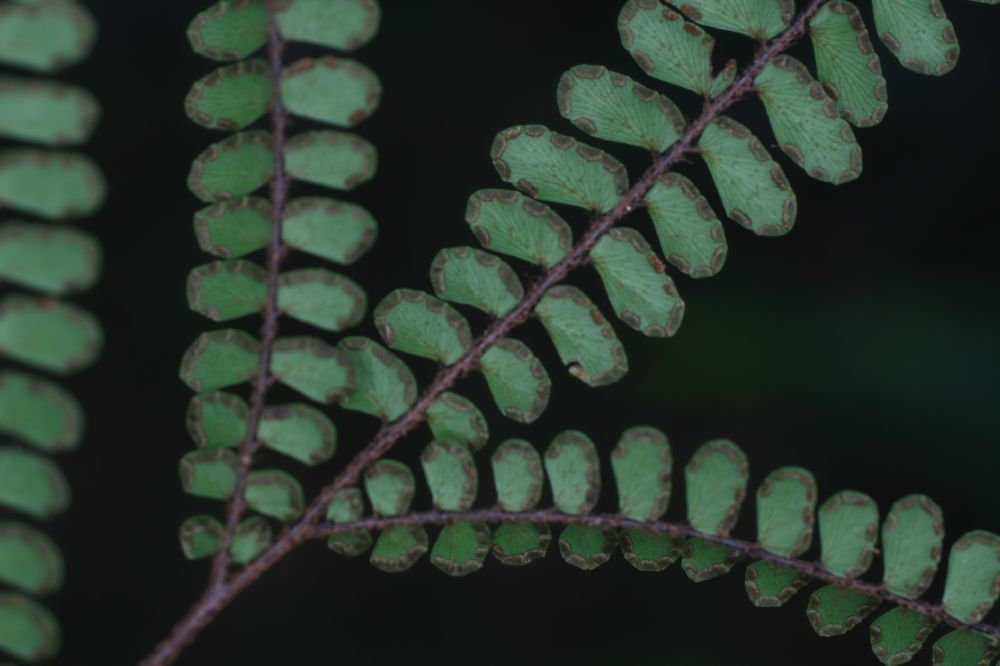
[314,509,1000,639]
[142,3,832,663]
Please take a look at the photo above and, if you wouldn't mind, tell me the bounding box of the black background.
[10,1,1000,664]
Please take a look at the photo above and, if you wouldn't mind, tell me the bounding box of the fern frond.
[315,430,1000,665]
[177,0,383,581]
[0,0,104,661]
[147,1,998,664]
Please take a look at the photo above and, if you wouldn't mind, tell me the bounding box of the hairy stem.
[141,10,289,666]
[207,10,289,585]
[314,509,1000,639]
[141,3,827,663]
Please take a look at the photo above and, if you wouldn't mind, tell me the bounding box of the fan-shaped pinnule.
[872,0,959,76]
[809,1,888,128]
[0,1,103,660]
[490,124,629,213]
[177,0,385,570]
[617,0,735,97]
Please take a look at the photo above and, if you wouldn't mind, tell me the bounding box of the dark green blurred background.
[31,1,1000,664]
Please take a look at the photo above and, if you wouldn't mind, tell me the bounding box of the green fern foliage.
[178,0,387,562]
[320,428,1000,665]
[0,0,104,661]
[367,0,993,414]
[153,2,999,663]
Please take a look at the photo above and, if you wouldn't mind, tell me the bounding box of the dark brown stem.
[313,509,1000,639]
[140,3,827,663]
[207,7,289,587]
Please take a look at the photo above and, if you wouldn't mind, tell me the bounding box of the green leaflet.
[283,130,377,191]
[620,528,682,572]
[229,517,272,563]
[282,197,377,265]
[556,65,685,152]
[544,430,600,515]
[421,441,478,512]
[744,560,808,607]
[184,59,271,130]
[807,585,882,637]
[0,593,59,662]
[179,449,238,500]
[490,125,628,212]
[325,488,364,524]
[479,338,550,424]
[535,285,628,387]
[491,439,544,512]
[431,521,490,577]
[0,523,63,595]
[698,117,797,236]
[430,246,523,318]
[0,371,83,452]
[0,0,95,72]
[872,0,959,76]
[258,403,337,465]
[187,130,274,202]
[931,630,999,666]
[644,173,727,279]
[0,222,100,295]
[245,470,304,521]
[0,149,105,220]
[282,56,381,128]
[271,336,353,403]
[0,447,69,520]
[277,268,367,332]
[179,329,260,392]
[558,525,618,570]
[754,55,863,184]
[590,227,685,337]
[0,295,102,374]
[610,426,672,522]
[194,196,271,259]
[809,2,888,128]
[274,0,381,51]
[185,392,246,449]
[491,522,550,566]
[674,0,792,39]
[337,336,416,421]
[755,466,817,557]
[941,531,1000,624]
[684,439,748,536]
[425,392,488,451]
[326,488,372,557]
[186,259,267,322]
[187,0,268,62]
[881,494,944,599]
[364,460,415,517]
[370,525,428,573]
[819,490,880,579]
[374,289,472,365]
[465,189,572,268]
[681,538,741,582]
[870,607,937,666]
[0,77,98,145]
[186,392,248,449]
[618,0,735,97]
